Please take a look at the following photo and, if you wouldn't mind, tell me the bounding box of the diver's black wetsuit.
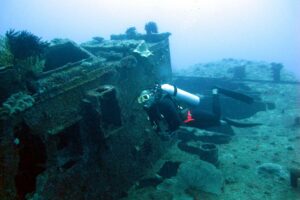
[143,94,182,132]
[142,85,261,133]
[187,93,221,129]
[143,92,222,132]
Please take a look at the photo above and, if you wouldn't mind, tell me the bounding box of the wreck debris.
[0,26,173,200]
[1,22,298,200]
[133,41,153,57]
[290,168,300,188]
[271,62,284,82]
[44,39,90,71]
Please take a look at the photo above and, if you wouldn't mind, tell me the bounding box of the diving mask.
[138,90,152,104]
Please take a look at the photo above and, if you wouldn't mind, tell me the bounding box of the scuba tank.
[161,84,200,106]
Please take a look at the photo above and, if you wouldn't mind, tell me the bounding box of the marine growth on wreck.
[0,22,299,200]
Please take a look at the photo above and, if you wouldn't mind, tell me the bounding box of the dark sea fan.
[5,29,49,61]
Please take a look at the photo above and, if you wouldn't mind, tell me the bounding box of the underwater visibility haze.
[0,0,299,200]
[1,0,299,76]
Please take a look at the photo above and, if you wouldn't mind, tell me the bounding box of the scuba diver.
[138,83,261,133]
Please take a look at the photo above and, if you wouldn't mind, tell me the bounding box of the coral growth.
[256,163,289,180]
[18,56,46,77]
[157,160,224,197]
[120,55,137,69]
[0,36,13,67]
[1,92,35,119]
[125,27,137,39]
[145,21,158,34]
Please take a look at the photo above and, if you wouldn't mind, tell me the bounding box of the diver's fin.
[223,118,262,128]
[215,87,254,104]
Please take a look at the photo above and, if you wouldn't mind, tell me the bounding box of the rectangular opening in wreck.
[55,122,83,170]
[13,122,47,200]
[86,85,122,131]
